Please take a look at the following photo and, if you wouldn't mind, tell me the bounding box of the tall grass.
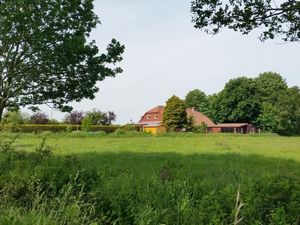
[1,136,300,224]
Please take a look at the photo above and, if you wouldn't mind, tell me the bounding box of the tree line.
[184,72,300,135]
[1,109,116,126]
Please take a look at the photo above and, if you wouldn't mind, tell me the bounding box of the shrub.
[66,125,73,133]
[121,124,141,131]
[30,112,49,124]
[0,124,121,133]
[64,111,84,125]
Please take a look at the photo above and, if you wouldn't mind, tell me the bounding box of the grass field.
[1,133,300,224]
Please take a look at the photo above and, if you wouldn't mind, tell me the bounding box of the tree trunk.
[0,105,4,123]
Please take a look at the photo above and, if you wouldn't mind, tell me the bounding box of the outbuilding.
[208,123,257,134]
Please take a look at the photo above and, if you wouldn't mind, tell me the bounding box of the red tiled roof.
[211,123,250,128]
[146,105,165,114]
[138,106,216,127]
[186,108,216,127]
[138,105,165,124]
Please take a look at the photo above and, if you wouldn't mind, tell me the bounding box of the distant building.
[137,105,256,134]
[208,123,257,134]
[137,106,215,134]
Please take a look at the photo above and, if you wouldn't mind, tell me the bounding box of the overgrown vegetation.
[1,135,300,224]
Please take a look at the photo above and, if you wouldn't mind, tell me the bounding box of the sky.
[43,0,300,124]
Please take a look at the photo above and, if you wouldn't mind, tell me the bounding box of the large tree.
[255,72,288,103]
[254,72,288,132]
[163,95,187,130]
[184,89,210,115]
[0,0,124,121]
[211,77,262,124]
[275,86,300,135]
[191,0,300,42]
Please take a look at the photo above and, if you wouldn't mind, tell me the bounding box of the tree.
[1,110,29,125]
[255,102,279,132]
[104,111,117,125]
[163,95,187,130]
[0,0,125,121]
[30,112,49,124]
[211,77,262,124]
[64,111,84,125]
[255,72,288,103]
[253,72,288,132]
[185,89,210,115]
[84,109,116,125]
[275,86,300,135]
[191,0,300,42]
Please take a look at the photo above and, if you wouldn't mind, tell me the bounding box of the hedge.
[0,124,124,133]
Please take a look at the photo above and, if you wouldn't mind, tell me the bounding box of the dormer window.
[154,115,158,120]
[147,115,150,120]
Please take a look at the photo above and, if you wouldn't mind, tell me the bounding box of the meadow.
[1,132,300,224]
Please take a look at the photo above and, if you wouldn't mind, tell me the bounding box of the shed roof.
[211,123,250,128]
[186,108,216,127]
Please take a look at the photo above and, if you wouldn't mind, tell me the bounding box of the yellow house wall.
[144,126,166,135]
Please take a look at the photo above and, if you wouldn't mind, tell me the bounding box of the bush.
[64,111,84,125]
[30,112,49,124]
[121,124,141,131]
[0,124,121,134]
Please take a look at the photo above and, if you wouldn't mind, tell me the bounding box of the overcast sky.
[44,0,300,124]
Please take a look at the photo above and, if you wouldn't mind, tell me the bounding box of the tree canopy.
[210,77,262,124]
[185,72,300,135]
[275,86,300,135]
[191,0,300,42]
[184,89,210,115]
[163,95,187,130]
[0,0,124,121]
[255,72,288,103]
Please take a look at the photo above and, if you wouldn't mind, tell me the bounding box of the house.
[137,105,166,135]
[137,105,215,134]
[138,105,256,134]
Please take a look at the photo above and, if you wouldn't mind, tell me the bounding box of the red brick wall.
[208,127,221,133]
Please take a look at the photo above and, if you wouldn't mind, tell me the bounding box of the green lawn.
[1,133,300,224]
[13,133,300,169]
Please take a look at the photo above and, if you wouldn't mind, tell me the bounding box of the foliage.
[275,86,300,135]
[64,111,84,125]
[185,89,210,115]
[81,116,92,132]
[163,95,188,130]
[0,0,125,121]
[255,72,288,103]
[0,124,121,133]
[30,112,49,124]
[193,122,208,133]
[1,110,29,125]
[255,102,279,132]
[84,109,117,125]
[191,0,300,42]
[121,124,141,131]
[185,72,299,135]
[210,77,262,124]
[186,116,195,131]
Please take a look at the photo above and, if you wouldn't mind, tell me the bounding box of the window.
[154,115,158,120]
[147,115,150,120]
